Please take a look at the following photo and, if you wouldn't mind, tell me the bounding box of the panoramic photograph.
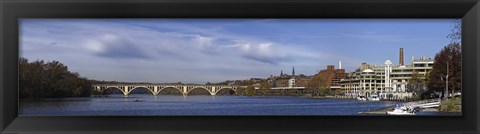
[19,19,462,116]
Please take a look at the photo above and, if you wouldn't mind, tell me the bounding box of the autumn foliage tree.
[427,44,461,98]
[306,74,330,96]
[258,81,271,95]
[426,19,462,98]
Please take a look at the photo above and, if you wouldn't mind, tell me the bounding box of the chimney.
[399,48,404,66]
[339,61,342,69]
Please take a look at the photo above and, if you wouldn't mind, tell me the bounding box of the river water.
[19,94,458,116]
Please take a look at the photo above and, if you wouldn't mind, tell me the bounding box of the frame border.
[1,0,479,134]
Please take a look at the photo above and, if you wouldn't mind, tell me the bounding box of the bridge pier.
[182,86,188,95]
[210,92,216,96]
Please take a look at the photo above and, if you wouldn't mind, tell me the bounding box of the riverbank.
[308,96,356,100]
[307,95,418,102]
[358,105,396,115]
[20,98,92,102]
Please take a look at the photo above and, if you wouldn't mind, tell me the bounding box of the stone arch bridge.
[93,84,237,96]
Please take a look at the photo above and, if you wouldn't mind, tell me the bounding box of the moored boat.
[357,96,367,101]
[367,95,380,101]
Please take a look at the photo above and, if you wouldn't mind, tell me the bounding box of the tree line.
[19,58,93,99]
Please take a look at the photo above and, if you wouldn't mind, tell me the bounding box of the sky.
[20,19,455,84]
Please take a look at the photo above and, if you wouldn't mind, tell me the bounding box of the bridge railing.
[92,84,234,87]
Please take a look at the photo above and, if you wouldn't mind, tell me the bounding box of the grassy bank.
[440,97,462,112]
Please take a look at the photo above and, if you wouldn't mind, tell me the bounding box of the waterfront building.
[275,77,291,87]
[341,48,434,99]
[294,75,311,87]
[316,64,348,90]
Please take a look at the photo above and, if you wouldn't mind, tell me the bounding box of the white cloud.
[20,19,350,83]
[84,40,105,53]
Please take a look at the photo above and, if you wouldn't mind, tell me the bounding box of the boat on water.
[367,95,380,101]
[357,96,367,101]
[133,99,145,102]
[387,105,415,115]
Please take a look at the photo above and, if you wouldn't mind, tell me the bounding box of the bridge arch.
[158,86,183,94]
[157,86,184,95]
[129,86,155,95]
[215,87,236,95]
[187,87,213,95]
[102,86,128,95]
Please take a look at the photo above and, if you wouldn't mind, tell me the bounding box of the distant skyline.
[20,19,455,84]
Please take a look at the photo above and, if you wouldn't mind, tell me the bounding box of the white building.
[341,57,433,99]
[288,78,295,88]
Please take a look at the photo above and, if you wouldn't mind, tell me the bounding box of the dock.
[404,98,441,109]
[359,98,442,115]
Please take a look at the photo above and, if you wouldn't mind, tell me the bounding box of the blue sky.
[20,19,455,84]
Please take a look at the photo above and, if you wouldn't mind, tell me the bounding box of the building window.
[414,64,426,67]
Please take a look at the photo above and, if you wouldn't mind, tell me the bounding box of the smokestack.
[400,48,404,66]
[339,61,342,69]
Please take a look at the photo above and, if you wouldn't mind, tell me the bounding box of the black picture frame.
[1,0,479,134]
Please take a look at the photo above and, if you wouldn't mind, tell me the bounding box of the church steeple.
[292,67,295,76]
[280,70,283,76]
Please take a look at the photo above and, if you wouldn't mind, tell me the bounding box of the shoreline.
[306,96,399,115]
[358,105,396,115]
[307,96,356,100]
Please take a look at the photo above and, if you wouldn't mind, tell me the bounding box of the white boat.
[367,95,380,101]
[357,96,367,101]
[387,105,415,115]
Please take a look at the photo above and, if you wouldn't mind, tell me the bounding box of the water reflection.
[19,94,455,116]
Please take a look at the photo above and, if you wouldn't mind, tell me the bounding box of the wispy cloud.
[20,19,332,83]
[84,34,153,59]
[340,32,433,43]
